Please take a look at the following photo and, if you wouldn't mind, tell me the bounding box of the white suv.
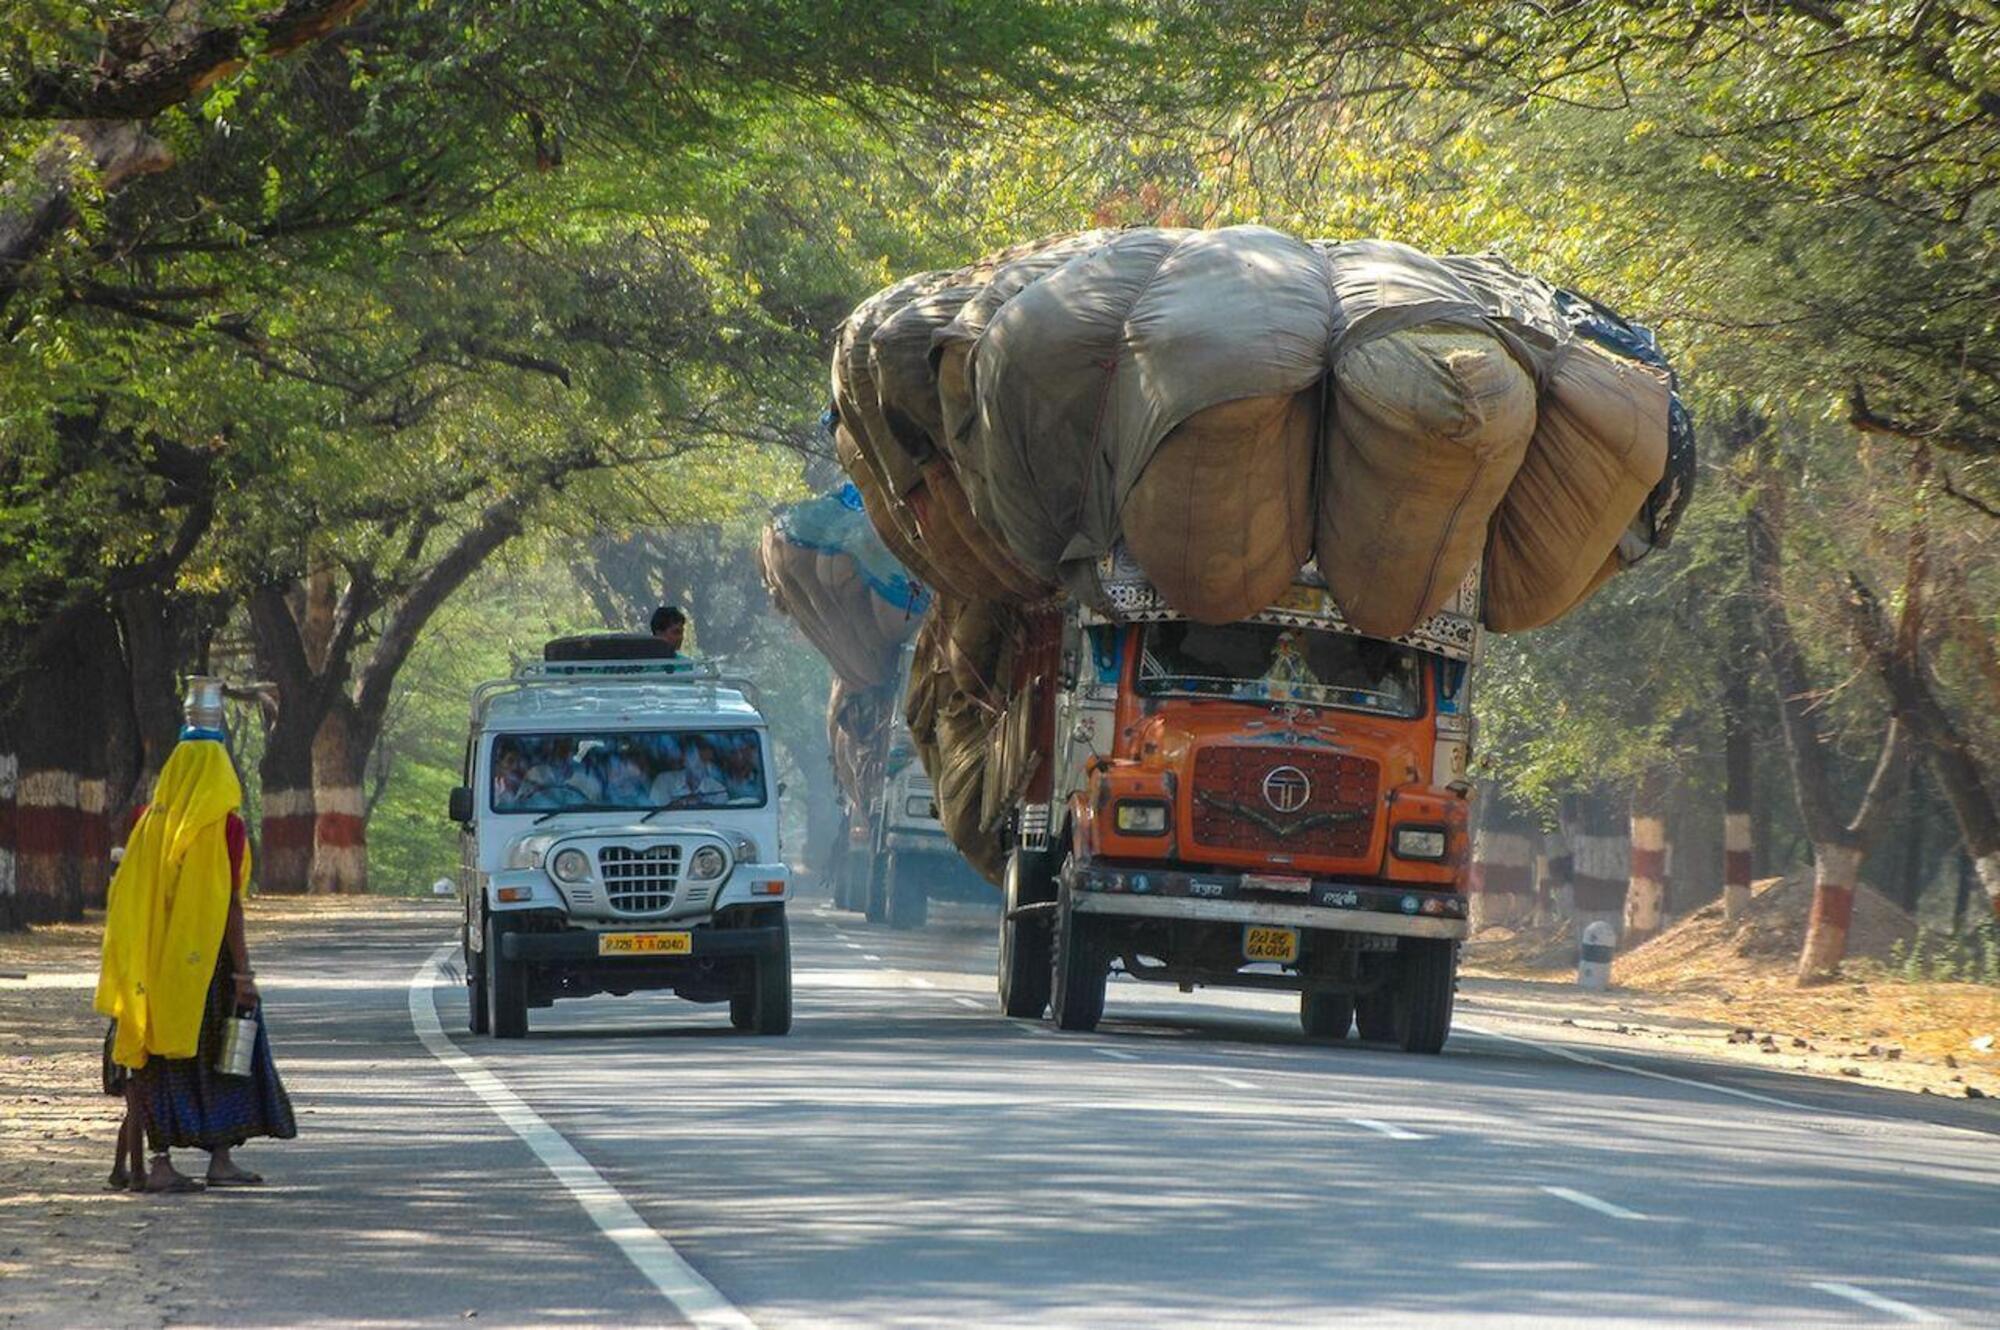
[450,638,792,1037]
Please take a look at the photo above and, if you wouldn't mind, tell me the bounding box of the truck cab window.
[1137,622,1423,718]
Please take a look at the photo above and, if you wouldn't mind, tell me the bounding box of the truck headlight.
[550,848,591,884]
[1114,800,1169,835]
[687,846,726,880]
[1393,826,1448,861]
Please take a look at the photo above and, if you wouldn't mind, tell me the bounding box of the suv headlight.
[687,845,727,880]
[550,848,591,884]
[1393,826,1448,861]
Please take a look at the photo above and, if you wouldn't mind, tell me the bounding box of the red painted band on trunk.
[12,806,85,856]
[1809,882,1856,931]
[1724,850,1754,885]
[1629,847,1668,879]
[314,812,366,847]
[1573,877,1627,912]
[1470,862,1533,894]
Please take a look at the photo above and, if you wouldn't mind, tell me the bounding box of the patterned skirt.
[144,958,298,1151]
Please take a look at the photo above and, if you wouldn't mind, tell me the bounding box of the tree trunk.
[1798,841,1864,981]
[1468,787,1535,931]
[1570,793,1629,940]
[258,718,317,895]
[1721,613,1757,922]
[310,702,369,894]
[1623,767,1670,947]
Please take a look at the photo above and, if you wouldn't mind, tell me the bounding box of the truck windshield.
[489,729,766,813]
[1136,622,1423,717]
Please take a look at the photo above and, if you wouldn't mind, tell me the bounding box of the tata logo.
[1262,765,1312,814]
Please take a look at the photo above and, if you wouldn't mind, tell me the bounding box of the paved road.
[140,896,1998,1328]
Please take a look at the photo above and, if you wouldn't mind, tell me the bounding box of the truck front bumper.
[501,923,786,964]
[1069,865,1468,942]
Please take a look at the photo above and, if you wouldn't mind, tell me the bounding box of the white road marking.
[1461,1022,1847,1115]
[1205,1073,1257,1091]
[1349,1117,1430,1141]
[842,942,862,950]
[951,996,983,1010]
[1809,1281,1947,1324]
[1092,1047,1141,1062]
[408,943,756,1330]
[862,953,882,962]
[1540,1185,1649,1222]
[908,977,934,988]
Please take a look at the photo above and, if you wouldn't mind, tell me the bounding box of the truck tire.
[997,846,1054,1018]
[1391,939,1457,1054]
[485,914,528,1039]
[730,910,792,1035]
[1300,990,1353,1041]
[1354,988,1395,1042]
[1050,885,1106,1032]
[465,922,489,1035]
[863,849,889,924]
[884,855,928,930]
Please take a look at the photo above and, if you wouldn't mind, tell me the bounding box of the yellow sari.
[95,741,252,1069]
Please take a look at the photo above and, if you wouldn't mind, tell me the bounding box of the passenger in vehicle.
[650,605,687,655]
[600,741,651,805]
[718,735,763,804]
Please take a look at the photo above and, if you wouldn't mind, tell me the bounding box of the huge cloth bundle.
[759,483,929,691]
[826,679,893,814]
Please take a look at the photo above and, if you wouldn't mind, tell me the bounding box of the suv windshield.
[489,729,765,813]
[1137,622,1424,717]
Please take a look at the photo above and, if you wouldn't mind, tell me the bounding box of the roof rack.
[470,656,764,727]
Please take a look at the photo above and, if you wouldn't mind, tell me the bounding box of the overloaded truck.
[825,226,1693,1051]
[993,551,1479,1050]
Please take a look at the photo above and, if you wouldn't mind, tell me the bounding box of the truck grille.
[1191,747,1379,860]
[598,844,681,914]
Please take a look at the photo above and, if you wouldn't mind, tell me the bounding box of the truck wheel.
[731,910,792,1035]
[863,849,889,925]
[1391,939,1457,1054]
[1300,990,1353,1041]
[1049,885,1106,1032]
[485,914,528,1039]
[884,855,928,930]
[998,846,1054,1018]
[465,922,489,1035]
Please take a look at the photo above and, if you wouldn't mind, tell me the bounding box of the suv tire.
[730,909,792,1035]
[486,913,528,1039]
[465,921,489,1035]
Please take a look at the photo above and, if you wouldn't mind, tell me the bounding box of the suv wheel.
[730,909,793,1035]
[485,913,528,1039]
[465,921,489,1035]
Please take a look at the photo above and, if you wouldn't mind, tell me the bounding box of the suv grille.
[598,844,681,914]
[1191,747,1379,860]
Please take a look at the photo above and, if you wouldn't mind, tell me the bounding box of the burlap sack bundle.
[1483,341,1670,631]
[762,484,929,690]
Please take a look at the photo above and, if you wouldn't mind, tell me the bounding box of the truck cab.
[450,638,793,1038]
[999,551,1477,1052]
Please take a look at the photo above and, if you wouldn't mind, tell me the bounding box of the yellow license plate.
[598,932,692,956]
[1243,926,1300,963]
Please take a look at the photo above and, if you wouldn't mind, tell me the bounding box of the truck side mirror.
[448,786,474,823]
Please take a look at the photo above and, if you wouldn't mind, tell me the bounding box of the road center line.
[862,953,882,962]
[907,977,934,988]
[1349,1117,1430,1141]
[1092,1047,1141,1062]
[1808,1281,1947,1324]
[1540,1185,1649,1222]
[951,995,983,1009]
[408,942,756,1330]
[1205,1073,1257,1090]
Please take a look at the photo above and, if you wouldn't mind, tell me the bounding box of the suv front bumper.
[502,923,786,964]
[1069,864,1468,941]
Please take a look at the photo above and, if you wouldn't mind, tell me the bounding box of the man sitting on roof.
[650,605,687,656]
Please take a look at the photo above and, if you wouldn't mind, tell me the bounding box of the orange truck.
[998,549,1478,1052]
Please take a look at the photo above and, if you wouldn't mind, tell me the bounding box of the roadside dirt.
[1462,877,2000,1103]
[0,898,426,1330]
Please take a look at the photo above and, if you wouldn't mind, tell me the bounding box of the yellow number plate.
[1243,925,1300,963]
[598,932,692,956]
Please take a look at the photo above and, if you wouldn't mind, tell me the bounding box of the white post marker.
[1577,919,1616,991]
[408,943,757,1330]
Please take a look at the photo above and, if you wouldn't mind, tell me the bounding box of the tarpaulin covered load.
[827,678,893,815]
[903,593,1019,885]
[963,225,1334,621]
[760,483,929,691]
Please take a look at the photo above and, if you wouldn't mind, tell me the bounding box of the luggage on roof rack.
[543,633,678,662]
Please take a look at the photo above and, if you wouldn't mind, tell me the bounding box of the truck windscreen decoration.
[490,729,766,812]
[1137,622,1422,718]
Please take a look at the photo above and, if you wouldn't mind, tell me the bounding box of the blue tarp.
[773,484,931,616]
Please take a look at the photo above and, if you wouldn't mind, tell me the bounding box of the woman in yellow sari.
[96,732,294,1192]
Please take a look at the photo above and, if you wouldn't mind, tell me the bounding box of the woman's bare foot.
[144,1154,204,1193]
[206,1147,262,1187]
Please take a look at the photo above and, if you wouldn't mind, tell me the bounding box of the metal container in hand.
[214,1009,258,1078]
